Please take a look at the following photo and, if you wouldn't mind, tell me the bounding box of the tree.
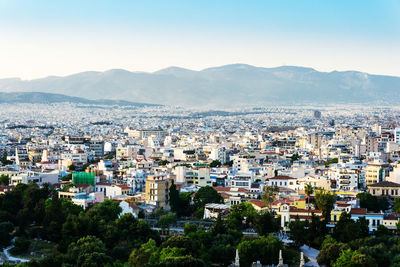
[317,237,348,267]
[307,213,327,248]
[67,235,112,267]
[10,237,31,255]
[0,155,12,165]
[315,189,336,221]
[238,234,283,267]
[333,212,368,243]
[393,198,400,213]
[290,153,300,163]
[254,211,280,236]
[329,158,339,165]
[68,164,77,171]
[0,221,14,248]
[333,249,377,267]
[375,224,391,237]
[157,213,177,230]
[304,184,314,209]
[159,160,169,166]
[226,202,257,230]
[357,192,388,212]
[0,174,10,185]
[129,239,159,267]
[169,181,181,215]
[87,199,122,223]
[213,213,226,235]
[261,185,279,208]
[184,223,197,235]
[193,186,223,209]
[209,160,222,168]
[289,217,308,247]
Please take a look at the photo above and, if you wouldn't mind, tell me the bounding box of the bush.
[10,237,31,255]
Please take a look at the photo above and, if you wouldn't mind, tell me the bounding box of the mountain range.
[0,64,399,107]
[0,92,158,106]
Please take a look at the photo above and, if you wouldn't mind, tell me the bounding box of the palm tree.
[261,185,279,209]
[304,184,314,210]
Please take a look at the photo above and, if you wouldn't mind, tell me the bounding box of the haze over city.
[0,0,399,79]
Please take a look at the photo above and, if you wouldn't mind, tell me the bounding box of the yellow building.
[294,198,306,209]
[28,149,42,164]
[145,175,171,209]
[365,163,389,186]
[383,214,399,230]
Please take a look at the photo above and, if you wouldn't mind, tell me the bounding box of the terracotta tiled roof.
[350,208,367,215]
[384,213,400,220]
[267,175,296,180]
[116,184,130,189]
[272,199,294,205]
[249,200,267,208]
[289,207,322,214]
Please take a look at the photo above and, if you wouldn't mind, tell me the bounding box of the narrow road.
[1,239,30,264]
[300,245,319,267]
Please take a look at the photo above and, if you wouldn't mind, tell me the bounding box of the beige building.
[367,181,400,197]
[145,175,171,209]
[186,167,212,187]
[387,164,400,184]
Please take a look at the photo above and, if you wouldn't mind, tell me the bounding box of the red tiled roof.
[384,213,400,220]
[350,208,367,215]
[220,192,231,199]
[116,184,130,189]
[267,175,296,180]
[293,214,322,220]
[249,200,267,208]
[272,199,294,205]
[96,182,116,186]
[38,161,56,164]
[289,207,322,214]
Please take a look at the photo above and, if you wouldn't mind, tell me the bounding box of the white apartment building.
[209,146,228,164]
[10,170,59,186]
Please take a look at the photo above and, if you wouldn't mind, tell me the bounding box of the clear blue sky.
[0,0,399,78]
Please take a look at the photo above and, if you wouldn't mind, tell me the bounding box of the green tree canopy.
[67,235,111,267]
[357,192,388,212]
[315,189,336,221]
[193,186,223,209]
[157,213,177,230]
[261,185,279,208]
[0,174,10,186]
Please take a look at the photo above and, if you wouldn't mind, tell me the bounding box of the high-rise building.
[313,110,321,119]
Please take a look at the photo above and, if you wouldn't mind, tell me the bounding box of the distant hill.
[1,64,400,107]
[0,92,159,106]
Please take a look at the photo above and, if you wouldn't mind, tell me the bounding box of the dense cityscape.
[1,0,399,266]
[0,103,400,266]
